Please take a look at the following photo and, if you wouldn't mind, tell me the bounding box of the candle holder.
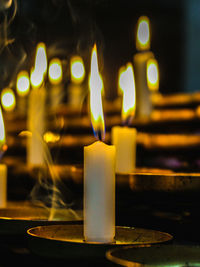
[106,244,200,267]
[27,224,172,260]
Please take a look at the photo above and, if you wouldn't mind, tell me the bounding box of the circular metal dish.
[27,224,172,260]
[106,244,200,266]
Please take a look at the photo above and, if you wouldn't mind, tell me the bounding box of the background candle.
[133,16,154,118]
[16,70,30,116]
[27,43,47,166]
[112,63,137,174]
[84,44,116,243]
[0,106,7,208]
[0,164,7,208]
[48,57,64,109]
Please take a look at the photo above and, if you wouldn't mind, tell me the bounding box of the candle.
[27,43,47,166]
[84,44,116,243]
[68,56,85,107]
[16,70,30,115]
[133,16,154,118]
[1,88,16,112]
[48,58,64,109]
[111,63,137,174]
[0,106,7,208]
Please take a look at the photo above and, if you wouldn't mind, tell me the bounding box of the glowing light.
[34,42,47,77]
[89,44,105,139]
[30,68,43,89]
[147,58,159,91]
[0,106,6,149]
[118,65,126,95]
[43,131,60,143]
[70,56,85,84]
[136,16,150,51]
[118,63,136,123]
[48,58,63,85]
[1,88,16,111]
[16,70,30,96]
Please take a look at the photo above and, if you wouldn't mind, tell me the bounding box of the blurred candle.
[84,44,116,243]
[147,58,160,105]
[134,16,154,118]
[0,106,7,208]
[48,57,63,108]
[68,55,85,107]
[27,43,47,166]
[112,63,137,174]
[16,70,30,115]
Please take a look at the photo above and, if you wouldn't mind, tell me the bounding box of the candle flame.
[48,58,63,85]
[136,16,150,51]
[70,56,85,84]
[118,63,136,124]
[0,106,6,150]
[89,44,105,140]
[30,42,47,89]
[16,70,30,96]
[1,88,16,112]
[147,58,159,91]
[34,42,47,76]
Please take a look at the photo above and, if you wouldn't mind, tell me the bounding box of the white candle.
[111,126,136,174]
[84,44,116,243]
[0,164,7,208]
[133,16,154,118]
[84,141,115,243]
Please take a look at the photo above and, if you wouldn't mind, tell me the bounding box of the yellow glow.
[119,63,136,122]
[0,106,6,149]
[16,70,30,96]
[43,131,60,143]
[147,58,159,91]
[136,16,150,51]
[48,58,63,85]
[70,56,85,84]
[1,88,16,111]
[89,44,105,138]
[34,42,47,77]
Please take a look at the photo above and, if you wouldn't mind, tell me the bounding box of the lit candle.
[48,57,63,108]
[134,16,154,118]
[111,63,137,174]
[16,70,30,115]
[27,42,47,166]
[68,55,85,107]
[0,106,7,208]
[84,44,116,243]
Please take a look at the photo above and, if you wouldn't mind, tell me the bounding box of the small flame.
[118,65,126,95]
[147,58,159,91]
[34,42,47,77]
[89,44,105,140]
[0,106,6,150]
[48,58,63,85]
[16,70,30,96]
[30,43,47,89]
[70,56,85,84]
[1,88,16,112]
[118,63,136,124]
[136,16,150,51]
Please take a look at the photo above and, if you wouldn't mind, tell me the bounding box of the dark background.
[1,0,198,98]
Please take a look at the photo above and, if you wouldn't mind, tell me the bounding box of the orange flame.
[118,63,136,123]
[136,16,150,51]
[147,58,159,91]
[89,44,105,139]
[0,106,6,150]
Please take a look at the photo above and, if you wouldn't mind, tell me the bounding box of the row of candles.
[0,16,160,243]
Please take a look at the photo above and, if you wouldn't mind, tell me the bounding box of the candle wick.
[97,130,102,141]
[122,116,132,127]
